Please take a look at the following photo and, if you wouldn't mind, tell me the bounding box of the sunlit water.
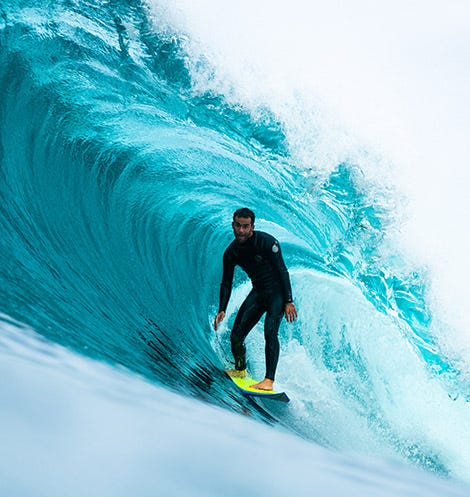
[1,1,469,494]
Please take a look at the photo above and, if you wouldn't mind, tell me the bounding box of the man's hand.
[284,302,297,323]
[214,311,226,331]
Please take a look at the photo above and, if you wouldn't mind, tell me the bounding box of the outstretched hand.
[284,302,297,323]
[214,311,226,331]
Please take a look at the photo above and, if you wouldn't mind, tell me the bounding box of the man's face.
[232,216,254,244]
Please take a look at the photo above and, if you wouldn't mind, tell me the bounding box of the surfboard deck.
[226,371,290,403]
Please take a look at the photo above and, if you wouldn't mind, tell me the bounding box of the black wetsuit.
[218,231,293,381]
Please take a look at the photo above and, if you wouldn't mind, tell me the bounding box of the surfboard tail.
[226,371,290,403]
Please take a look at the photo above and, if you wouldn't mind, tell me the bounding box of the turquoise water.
[1,0,469,491]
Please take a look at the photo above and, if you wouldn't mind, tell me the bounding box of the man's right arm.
[218,249,235,313]
[214,249,235,330]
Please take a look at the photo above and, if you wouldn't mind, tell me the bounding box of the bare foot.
[251,378,274,391]
[227,369,247,378]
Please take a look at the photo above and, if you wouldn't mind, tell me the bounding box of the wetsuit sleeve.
[218,248,235,313]
[268,239,293,304]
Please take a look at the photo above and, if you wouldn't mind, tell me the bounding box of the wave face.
[1,0,469,485]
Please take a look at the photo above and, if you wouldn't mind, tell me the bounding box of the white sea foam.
[1,319,468,497]
[149,0,470,366]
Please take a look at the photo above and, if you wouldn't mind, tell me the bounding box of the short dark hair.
[233,208,255,224]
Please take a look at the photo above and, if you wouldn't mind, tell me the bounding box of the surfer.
[214,208,297,391]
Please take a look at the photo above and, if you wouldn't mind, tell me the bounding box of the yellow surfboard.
[226,372,290,403]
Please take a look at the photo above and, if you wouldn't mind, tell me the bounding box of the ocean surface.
[1,1,469,495]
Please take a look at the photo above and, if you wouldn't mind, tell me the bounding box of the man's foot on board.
[251,378,274,391]
[227,369,247,378]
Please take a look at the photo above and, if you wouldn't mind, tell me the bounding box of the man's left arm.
[268,239,297,322]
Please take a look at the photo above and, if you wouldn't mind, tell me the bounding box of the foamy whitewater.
[1,1,470,495]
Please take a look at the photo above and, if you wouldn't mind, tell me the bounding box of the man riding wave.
[214,208,297,391]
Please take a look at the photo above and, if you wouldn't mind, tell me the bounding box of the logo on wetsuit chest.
[255,243,278,262]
